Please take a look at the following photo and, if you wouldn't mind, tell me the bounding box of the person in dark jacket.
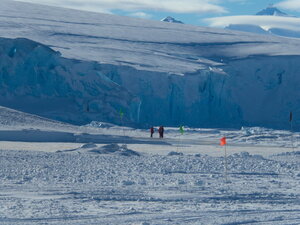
[150,127,154,138]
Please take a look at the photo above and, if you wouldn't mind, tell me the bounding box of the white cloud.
[276,0,300,12]
[205,15,300,31]
[128,12,152,19]
[15,0,227,14]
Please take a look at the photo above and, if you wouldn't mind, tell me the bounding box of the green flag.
[179,126,184,135]
[119,109,124,118]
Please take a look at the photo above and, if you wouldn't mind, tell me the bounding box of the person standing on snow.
[158,126,164,138]
[150,126,154,138]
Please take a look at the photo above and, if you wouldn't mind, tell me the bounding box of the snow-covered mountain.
[161,16,184,24]
[1,0,300,129]
[225,5,300,38]
[256,5,289,16]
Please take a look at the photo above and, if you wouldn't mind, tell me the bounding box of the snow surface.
[226,24,270,35]
[0,106,299,224]
[0,2,298,223]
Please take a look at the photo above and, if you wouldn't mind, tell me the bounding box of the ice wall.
[100,65,236,128]
[224,56,300,129]
[1,38,299,130]
[0,37,140,125]
[99,56,300,130]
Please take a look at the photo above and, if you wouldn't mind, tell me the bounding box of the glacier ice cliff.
[0,0,300,129]
[98,56,300,129]
[0,37,140,125]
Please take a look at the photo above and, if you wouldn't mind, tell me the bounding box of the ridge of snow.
[0,105,74,130]
[226,24,270,35]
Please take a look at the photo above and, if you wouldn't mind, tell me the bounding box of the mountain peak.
[161,16,183,24]
[256,5,288,16]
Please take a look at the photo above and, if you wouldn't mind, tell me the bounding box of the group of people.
[150,126,164,138]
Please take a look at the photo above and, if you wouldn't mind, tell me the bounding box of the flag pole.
[177,134,181,152]
[290,111,294,150]
[122,117,125,136]
[120,109,125,136]
[220,137,228,183]
[177,126,184,152]
[224,144,228,183]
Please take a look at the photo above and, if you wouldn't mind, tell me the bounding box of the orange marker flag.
[220,137,226,146]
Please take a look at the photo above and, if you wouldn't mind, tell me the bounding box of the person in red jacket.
[158,126,164,138]
[150,127,154,138]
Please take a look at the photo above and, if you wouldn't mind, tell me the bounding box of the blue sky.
[16,0,300,27]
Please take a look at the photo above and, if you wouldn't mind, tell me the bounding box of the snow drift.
[1,0,300,129]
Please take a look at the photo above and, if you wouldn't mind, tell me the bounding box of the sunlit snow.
[0,106,299,224]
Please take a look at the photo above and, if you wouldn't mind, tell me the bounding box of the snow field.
[0,145,299,224]
[0,1,299,223]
